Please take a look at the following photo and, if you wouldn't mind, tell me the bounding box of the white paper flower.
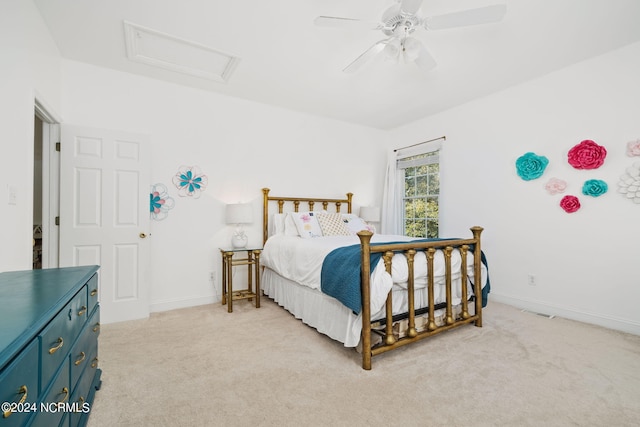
[617,162,640,204]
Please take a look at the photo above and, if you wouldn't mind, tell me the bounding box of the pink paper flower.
[626,139,640,157]
[567,140,607,170]
[544,178,567,195]
[560,195,581,213]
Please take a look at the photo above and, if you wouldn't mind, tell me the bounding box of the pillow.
[342,214,375,234]
[271,213,286,236]
[317,212,351,237]
[289,211,324,238]
[283,213,299,236]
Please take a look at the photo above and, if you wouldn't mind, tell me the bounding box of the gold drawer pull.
[91,357,99,368]
[74,351,86,366]
[93,322,100,333]
[57,387,69,403]
[90,289,98,297]
[76,396,85,412]
[2,385,28,418]
[49,337,64,354]
[77,306,87,316]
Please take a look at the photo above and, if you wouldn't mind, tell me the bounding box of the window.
[398,151,439,238]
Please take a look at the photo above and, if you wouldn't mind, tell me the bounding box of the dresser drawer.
[39,289,87,389]
[69,309,99,390]
[0,340,39,427]
[28,361,70,427]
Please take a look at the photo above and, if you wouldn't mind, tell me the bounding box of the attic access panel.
[123,21,240,83]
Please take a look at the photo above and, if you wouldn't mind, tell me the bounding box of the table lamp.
[226,203,253,248]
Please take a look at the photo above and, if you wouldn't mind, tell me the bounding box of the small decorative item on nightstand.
[219,247,262,313]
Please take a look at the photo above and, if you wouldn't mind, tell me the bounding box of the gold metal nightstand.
[219,247,262,313]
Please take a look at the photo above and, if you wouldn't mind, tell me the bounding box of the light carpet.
[86,300,640,427]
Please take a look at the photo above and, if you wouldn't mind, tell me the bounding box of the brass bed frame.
[262,188,484,370]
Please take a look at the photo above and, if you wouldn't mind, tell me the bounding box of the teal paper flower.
[582,179,608,197]
[516,152,549,181]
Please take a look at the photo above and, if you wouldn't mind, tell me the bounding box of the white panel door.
[60,125,150,323]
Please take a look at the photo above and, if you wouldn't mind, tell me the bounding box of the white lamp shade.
[225,203,253,224]
[359,206,381,222]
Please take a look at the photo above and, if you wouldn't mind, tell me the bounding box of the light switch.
[7,185,17,205]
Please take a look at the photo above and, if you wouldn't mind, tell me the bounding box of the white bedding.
[262,234,487,317]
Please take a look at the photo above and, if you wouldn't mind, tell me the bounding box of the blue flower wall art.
[150,183,175,220]
[172,165,208,198]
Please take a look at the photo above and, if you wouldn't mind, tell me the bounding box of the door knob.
[139,233,147,239]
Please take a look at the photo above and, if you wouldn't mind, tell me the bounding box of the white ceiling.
[34,0,640,130]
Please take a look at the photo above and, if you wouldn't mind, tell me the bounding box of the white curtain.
[381,150,403,234]
[381,140,443,235]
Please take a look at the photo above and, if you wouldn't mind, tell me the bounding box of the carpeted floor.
[86,300,640,427]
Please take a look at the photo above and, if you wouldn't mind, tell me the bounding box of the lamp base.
[231,234,248,248]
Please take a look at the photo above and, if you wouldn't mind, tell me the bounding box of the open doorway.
[34,100,61,269]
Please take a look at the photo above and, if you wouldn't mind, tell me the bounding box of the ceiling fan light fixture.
[383,38,402,61]
[402,37,421,63]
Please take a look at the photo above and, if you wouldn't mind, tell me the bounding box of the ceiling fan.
[314,0,507,73]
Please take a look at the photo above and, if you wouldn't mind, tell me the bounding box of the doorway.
[34,100,61,269]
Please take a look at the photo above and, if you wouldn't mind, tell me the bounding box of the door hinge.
[55,216,60,226]
[55,142,61,152]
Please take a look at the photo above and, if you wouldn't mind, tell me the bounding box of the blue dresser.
[0,266,102,427]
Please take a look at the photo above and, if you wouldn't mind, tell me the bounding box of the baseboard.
[490,293,640,336]
[150,294,221,313]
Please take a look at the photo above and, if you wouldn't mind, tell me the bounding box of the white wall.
[391,41,640,334]
[59,60,387,313]
[0,0,61,271]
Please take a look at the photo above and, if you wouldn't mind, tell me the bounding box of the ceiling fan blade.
[314,16,381,31]
[425,4,507,30]
[343,39,389,73]
[399,0,424,15]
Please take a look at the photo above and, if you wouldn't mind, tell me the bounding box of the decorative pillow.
[342,214,375,234]
[317,212,351,236]
[289,211,324,238]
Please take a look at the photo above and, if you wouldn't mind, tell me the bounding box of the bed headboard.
[262,188,353,244]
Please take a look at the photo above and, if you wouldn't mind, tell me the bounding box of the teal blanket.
[320,239,489,314]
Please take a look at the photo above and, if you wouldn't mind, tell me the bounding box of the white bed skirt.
[261,267,474,348]
[262,267,363,347]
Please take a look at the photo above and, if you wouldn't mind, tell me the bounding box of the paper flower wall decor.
[560,195,581,213]
[567,140,607,169]
[581,179,608,197]
[172,165,208,198]
[626,139,640,157]
[544,178,567,195]
[515,152,549,181]
[150,183,175,220]
[617,161,640,204]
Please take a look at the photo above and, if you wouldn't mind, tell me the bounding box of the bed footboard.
[358,227,484,370]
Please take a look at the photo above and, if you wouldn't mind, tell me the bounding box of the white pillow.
[289,211,324,238]
[283,213,299,236]
[270,213,301,237]
[317,212,351,236]
[342,214,375,234]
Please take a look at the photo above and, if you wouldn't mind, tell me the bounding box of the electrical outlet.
[209,271,216,284]
[528,274,536,286]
